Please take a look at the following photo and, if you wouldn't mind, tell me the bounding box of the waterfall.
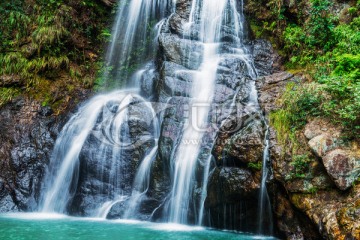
[103,0,173,88]
[167,0,258,224]
[40,0,174,214]
[123,145,159,219]
[38,0,274,235]
[40,92,158,213]
[257,123,274,235]
[40,94,114,213]
[168,43,219,223]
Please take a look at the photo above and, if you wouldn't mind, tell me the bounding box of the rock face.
[212,111,265,167]
[0,97,68,212]
[257,72,360,239]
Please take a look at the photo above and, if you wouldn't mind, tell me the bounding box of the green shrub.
[306,0,335,50]
[283,24,306,55]
[290,154,311,179]
[274,9,360,139]
[333,54,360,78]
[248,162,263,171]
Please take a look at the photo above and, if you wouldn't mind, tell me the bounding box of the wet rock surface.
[205,167,260,231]
[213,111,265,167]
[252,39,282,77]
[159,34,203,70]
[256,71,295,113]
[273,186,321,240]
[0,97,69,212]
[322,149,359,191]
[206,167,259,206]
[70,97,157,216]
[304,119,360,191]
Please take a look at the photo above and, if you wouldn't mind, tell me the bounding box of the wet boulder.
[0,97,63,212]
[252,39,282,76]
[70,96,157,216]
[159,33,203,70]
[158,61,194,98]
[213,110,265,167]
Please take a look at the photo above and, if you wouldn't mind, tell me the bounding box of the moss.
[270,109,292,147]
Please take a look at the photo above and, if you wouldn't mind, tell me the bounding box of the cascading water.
[40,0,174,214]
[40,92,158,214]
[166,0,259,224]
[38,0,274,236]
[123,144,159,219]
[40,94,116,213]
[103,0,174,88]
[257,123,274,235]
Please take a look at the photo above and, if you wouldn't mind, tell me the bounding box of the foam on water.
[1,212,68,220]
[147,223,205,232]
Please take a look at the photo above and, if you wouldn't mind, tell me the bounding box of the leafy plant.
[290,154,311,179]
[283,24,306,55]
[248,162,263,171]
[0,0,114,110]
[306,0,335,49]
[0,88,20,106]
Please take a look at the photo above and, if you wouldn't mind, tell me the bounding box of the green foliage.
[348,7,358,15]
[272,75,359,139]
[93,62,114,91]
[316,54,360,131]
[271,82,322,133]
[0,88,20,106]
[333,54,360,77]
[289,154,311,179]
[270,109,292,146]
[332,19,360,55]
[308,186,318,194]
[306,0,335,49]
[99,28,112,42]
[282,0,336,66]
[247,162,263,171]
[0,0,113,109]
[283,25,306,54]
[273,5,360,138]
